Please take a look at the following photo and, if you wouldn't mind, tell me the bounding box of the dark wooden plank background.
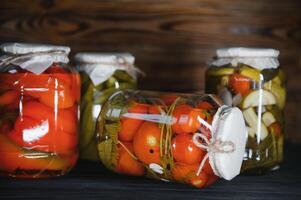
[1,0,301,143]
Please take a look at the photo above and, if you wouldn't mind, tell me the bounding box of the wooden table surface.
[0,142,300,200]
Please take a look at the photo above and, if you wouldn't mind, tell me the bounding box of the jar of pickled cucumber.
[205,47,286,174]
[0,43,80,178]
[96,90,247,188]
[75,53,139,161]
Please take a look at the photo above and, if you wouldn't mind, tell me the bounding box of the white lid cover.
[210,106,247,180]
[0,43,70,74]
[75,53,139,86]
[211,47,280,70]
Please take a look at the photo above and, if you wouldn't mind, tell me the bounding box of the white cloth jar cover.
[0,43,70,74]
[210,47,280,70]
[192,105,247,180]
[75,53,140,86]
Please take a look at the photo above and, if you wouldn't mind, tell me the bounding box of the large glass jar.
[75,53,138,161]
[205,48,286,174]
[96,90,247,188]
[0,43,80,178]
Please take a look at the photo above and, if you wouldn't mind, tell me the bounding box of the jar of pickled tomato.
[75,53,138,161]
[96,90,247,188]
[0,43,80,178]
[206,48,286,174]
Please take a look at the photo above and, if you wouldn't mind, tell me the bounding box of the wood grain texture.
[1,0,301,142]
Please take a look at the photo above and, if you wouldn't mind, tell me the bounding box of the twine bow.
[192,133,235,176]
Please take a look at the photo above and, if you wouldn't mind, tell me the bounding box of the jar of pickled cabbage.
[96,90,247,188]
[75,53,138,161]
[0,43,80,178]
[206,47,286,174]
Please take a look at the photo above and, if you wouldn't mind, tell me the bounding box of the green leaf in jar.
[82,83,94,103]
[93,88,119,105]
[97,139,117,171]
[114,70,136,83]
[94,82,105,91]
[79,102,95,149]
[105,77,119,89]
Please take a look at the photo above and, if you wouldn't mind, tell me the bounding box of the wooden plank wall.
[1,0,301,143]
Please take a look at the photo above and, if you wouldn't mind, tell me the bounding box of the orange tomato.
[172,163,210,188]
[148,105,162,114]
[10,101,78,152]
[268,122,282,137]
[182,108,206,133]
[0,90,19,106]
[229,73,251,95]
[197,101,214,110]
[116,142,145,176]
[172,163,198,181]
[38,84,75,109]
[10,116,77,153]
[172,134,205,165]
[22,101,77,134]
[118,103,149,142]
[172,104,192,134]
[172,104,205,134]
[133,122,161,165]
[22,100,53,120]
[160,94,179,106]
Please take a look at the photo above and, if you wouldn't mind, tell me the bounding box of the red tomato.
[38,85,75,109]
[197,101,214,110]
[172,104,193,134]
[116,142,145,176]
[229,73,251,95]
[268,122,282,137]
[172,104,205,134]
[22,100,53,121]
[148,105,163,114]
[0,90,19,106]
[22,101,77,134]
[172,134,205,165]
[10,117,77,153]
[10,101,78,152]
[133,122,161,165]
[160,94,179,106]
[118,103,149,142]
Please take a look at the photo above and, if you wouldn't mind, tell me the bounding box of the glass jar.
[75,53,138,161]
[96,90,247,188]
[205,47,286,174]
[0,43,80,178]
